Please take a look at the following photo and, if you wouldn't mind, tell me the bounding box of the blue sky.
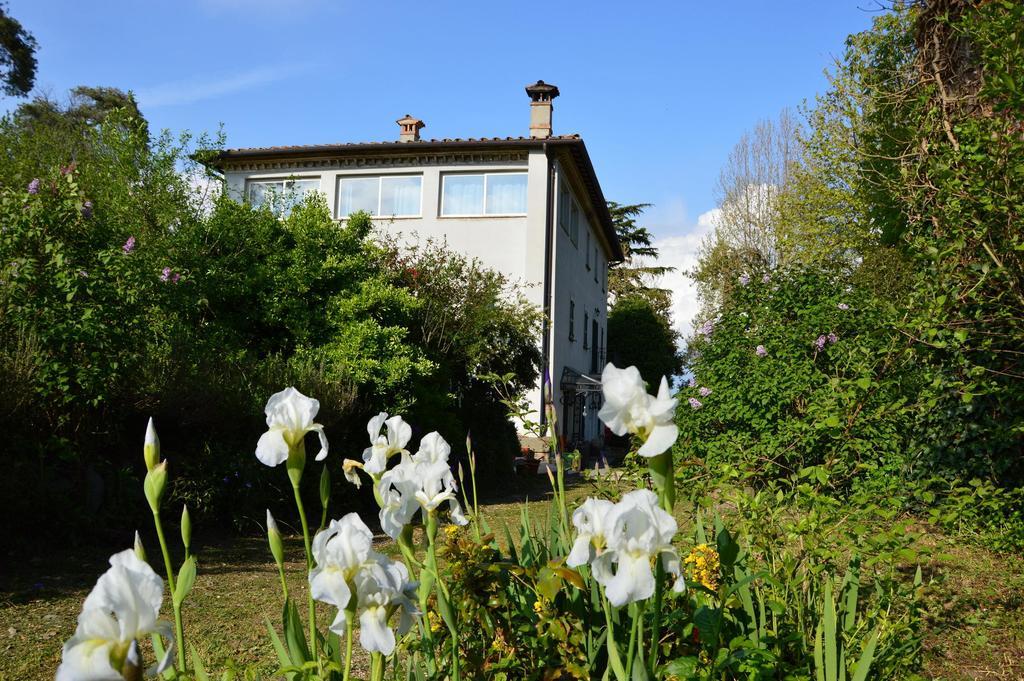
[6,0,880,333]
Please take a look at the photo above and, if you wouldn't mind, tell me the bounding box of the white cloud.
[135,65,307,108]
[647,208,720,341]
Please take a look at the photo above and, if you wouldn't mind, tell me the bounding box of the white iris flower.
[57,549,174,681]
[375,431,469,540]
[308,514,419,652]
[354,558,419,655]
[362,412,411,475]
[309,514,377,634]
[569,490,685,608]
[255,387,328,467]
[598,363,679,457]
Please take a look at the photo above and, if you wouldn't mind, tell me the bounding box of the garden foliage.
[0,100,540,540]
[682,0,1023,550]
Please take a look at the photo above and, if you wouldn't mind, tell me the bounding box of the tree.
[605,201,682,383]
[0,3,37,97]
[607,201,673,309]
[607,294,683,385]
[691,110,801,317]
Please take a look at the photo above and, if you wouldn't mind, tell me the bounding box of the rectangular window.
[440,172,527,216]
[559,184,571,234]
[568,300,576,342]
[586,231,591,269]
[337,175,422,218]
[583,312,589,349]
[247,178,320,216]
[569,201,580,246]
[594,248,599,282]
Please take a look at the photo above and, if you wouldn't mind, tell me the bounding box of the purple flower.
[688,397,703,410]
[699,386,712,397]
[81,201,93,218]
[815,335,827,351]
[755,345,767,357]
[838,303,849,310]
[739,274,750,286]
[27,179,40,194]
[160,267,172,282]
[171,272,181,284]
[762,274,771,284]
[122,236,136,254]
[687,377,698,388]
[698,320,714,338]
[828,332,839,344]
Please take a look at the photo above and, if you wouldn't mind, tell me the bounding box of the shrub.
[679,267,917,491]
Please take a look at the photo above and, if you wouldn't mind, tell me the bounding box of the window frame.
[583,311,589,349]
[336,174,423,219]
[439,171,528,217]
[568,299,576,342]
[245,176,321,216]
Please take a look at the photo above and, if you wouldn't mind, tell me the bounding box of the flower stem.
[152,511,186,672]
[343,615,353,681]
[291,480,317,661]
[601,592,627,681]
[648,560,664,673]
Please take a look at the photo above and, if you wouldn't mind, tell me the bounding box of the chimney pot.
[396,114,425,142]
[525,80,559,139]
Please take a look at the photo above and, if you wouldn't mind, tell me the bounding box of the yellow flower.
[684,544,720,591]
[533,599,544,614]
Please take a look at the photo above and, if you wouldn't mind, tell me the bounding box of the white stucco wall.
[547,160,610,450]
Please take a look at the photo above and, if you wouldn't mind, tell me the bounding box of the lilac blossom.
[687,377,697,388]
[699,386,712,398]
[160,267,172,282]
[755,345,767,357]
[122,236,136,254]
[698,320,714,339]
[738,274,750,286]
[837,303,849,310]
[762,274,771,284]
[171,273,181,284]
[688,397,702,410]
[828,332,839,344]
[27,179,40,194]
[815,335,827,351]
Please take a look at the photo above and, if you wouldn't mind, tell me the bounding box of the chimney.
[396,114,424,142]
[525,80,560,139]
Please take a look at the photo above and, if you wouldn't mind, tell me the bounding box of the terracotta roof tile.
[221,134,581,155]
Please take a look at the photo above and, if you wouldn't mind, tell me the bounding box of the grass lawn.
[2,473,1021,680]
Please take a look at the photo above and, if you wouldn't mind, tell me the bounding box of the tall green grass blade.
[850,629,879,681]
[824,581,838,681]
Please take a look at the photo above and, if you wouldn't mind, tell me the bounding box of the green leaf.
[283,598,310,664]
[824,581,838,681]
[850,629,879,681]
[189,645,210,681]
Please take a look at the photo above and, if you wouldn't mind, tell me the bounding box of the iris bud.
[144,462,168,513]
[266,510,285,569]
[144,418,160,471]
[181,505,192,553]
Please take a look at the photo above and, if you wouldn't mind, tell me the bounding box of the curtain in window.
[485,174,527,214]
[442,175,484,215]
[248,182,273,208]
[380,176,421,216]
[339,178,379,216]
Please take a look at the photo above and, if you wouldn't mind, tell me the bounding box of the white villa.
[210,81,622,451]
